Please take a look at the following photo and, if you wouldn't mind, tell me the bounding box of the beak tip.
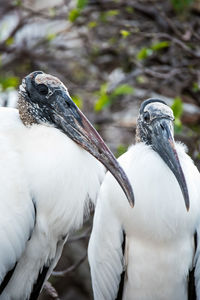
[186,202,190,212]
[184,193,190,212]
[128,193,135,208]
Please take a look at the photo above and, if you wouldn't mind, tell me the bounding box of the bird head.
[137,98,189,211]
[18,70,134,207]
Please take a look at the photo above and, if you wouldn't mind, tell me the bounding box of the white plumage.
[0,107,104,299]
[88,99,200,300]
[0,71,134,300]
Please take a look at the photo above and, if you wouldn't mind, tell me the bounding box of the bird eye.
[143,111,150,122]
[37,84,49,96]
[65,100,70,107]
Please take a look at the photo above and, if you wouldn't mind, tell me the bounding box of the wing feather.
[0,131,36,289]
[88,180,124,300]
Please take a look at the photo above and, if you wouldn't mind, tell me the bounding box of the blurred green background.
[0,0,200,299]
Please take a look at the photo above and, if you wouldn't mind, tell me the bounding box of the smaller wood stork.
[88,98,200,300]
[0,71,134,300]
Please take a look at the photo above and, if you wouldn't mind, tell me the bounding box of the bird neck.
[135,117,145,144]
[135,122,141,143]
[18,94,38,126]
[135,117,151,145]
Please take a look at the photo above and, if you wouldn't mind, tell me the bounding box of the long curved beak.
[151,118,189,210]
[51,91,135,207]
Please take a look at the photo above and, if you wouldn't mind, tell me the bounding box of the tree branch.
[52,253,87,277]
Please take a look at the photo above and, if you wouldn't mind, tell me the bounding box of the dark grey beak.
[151,118,189,210]
[51,91,135,207]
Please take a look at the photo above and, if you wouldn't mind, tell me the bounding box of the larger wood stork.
[88,98,200,300]
[0,71,134,300]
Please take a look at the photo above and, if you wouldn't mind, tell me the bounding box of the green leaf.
[115,144,128,158]
[137,41,170,61]
[0,76,19,90]
[99,12,108,22]
[5,37,14,46]
[106,10,119,16]
[174,118,182,133]
[77,0,88,10]
[109,37,117,45]
[136,75,146,84]
[68,9,80,22]
[192,82,200,92]
[68,0,88,22]
[171,0,194,12]
[46,33,56,42]
[94,94,110,112]
[88,21,97,29]
[126,6,134,13]
[171,97,183,133]
[137,47,153,60]
[94,83,110,111]
[99,83,108,95]
[49,8,56,17]
[94,83,134,112]
[71,94,83,109]
[12,0,22,6]
[120,30,131,38]
[151,41,170,51]
[171,97,183,119]
[112,84,134,96]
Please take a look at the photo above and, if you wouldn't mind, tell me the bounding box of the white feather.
[88,143,200,300]
[0,107,105,299]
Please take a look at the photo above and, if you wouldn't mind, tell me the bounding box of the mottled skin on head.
[34,73,67,91]
[18,72,69,126]
[18,94,37,126]
[136,101,174,144]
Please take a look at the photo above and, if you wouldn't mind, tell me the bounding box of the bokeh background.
[0,0,200,299]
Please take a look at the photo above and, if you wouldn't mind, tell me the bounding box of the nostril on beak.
[98,148,103,155]
[160,123,164,130]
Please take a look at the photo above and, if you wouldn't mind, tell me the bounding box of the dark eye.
[65,100,70,107]
[143,111,150,122]
[37,84,48,96]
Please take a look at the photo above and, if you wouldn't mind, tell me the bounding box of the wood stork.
[88,98,200,300]
[0,71,134,300]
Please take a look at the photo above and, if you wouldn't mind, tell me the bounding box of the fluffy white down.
[88,142,200,300]
[0,107,105,299]
[0,135,35,284]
